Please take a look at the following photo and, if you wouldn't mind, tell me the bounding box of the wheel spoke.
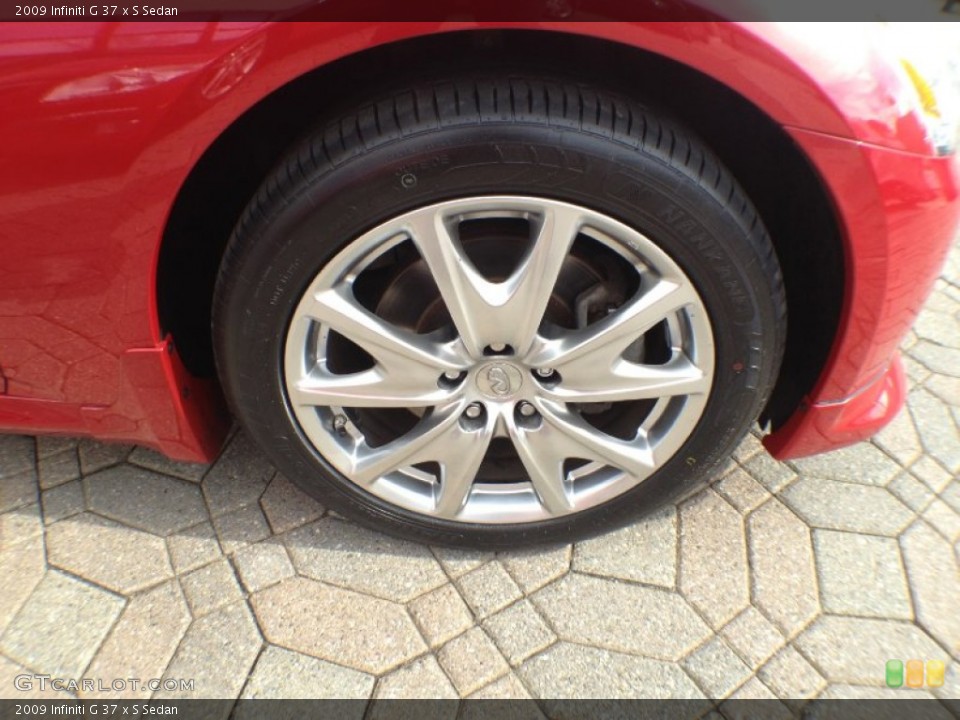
[295,284,465,408]
[506,415,575,515]
[304,285,462,373]
[347,403,494,519]
[290,368,457,408]
[432,417,496,518]
[538,400,655,477]
[349,403,465,485]
[541,353,709,404]
[528,279,698,370]
[406,204,582,355]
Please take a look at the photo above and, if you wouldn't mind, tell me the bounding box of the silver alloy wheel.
[283,196,714,524]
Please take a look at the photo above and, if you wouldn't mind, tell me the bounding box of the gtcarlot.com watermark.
[14,675,194,693]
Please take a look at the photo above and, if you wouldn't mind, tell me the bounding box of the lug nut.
[518,401,537,417]
[443,370,461,380]
[488,342,506,353]
[535,368,555,378]
[465,403,483,419]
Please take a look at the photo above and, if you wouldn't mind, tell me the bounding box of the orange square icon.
[906,659,924,688]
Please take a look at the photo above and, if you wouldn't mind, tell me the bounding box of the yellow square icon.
[906,659,924,688]
[927,660,945,688]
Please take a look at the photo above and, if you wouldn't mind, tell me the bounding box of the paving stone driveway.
[1,242,959,713]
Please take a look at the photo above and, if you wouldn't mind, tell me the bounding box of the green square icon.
[886,659,904,688]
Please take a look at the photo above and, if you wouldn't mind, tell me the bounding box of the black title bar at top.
[0,0,956,22]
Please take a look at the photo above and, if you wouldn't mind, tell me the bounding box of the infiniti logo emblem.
[475,362,523,399]
[486,367,511,396]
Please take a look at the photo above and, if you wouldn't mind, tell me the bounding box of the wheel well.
[157,28,844,430]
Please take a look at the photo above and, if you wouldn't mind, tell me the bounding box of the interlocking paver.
[519,642,705,699]
[720,677,793,719]
[373,654,457,702]
[795,615,947,685]
[0,469,36,515]
[790,443,901,486]
[748,499,819,637]
[259,472,324,534]
[36,445,80,490]
[483,599,556,666]
[498,545,571,594]
[740,452,797,493]
[680,636,751,699]
[756,646,825,706]
[909,340,960,377]
[713,467,771,515]
[679,489,750,628]
[909,388,960,472]
[241,645,374,699]
[201,432,274,517]
[179,558,244,616]
[900,519,960,658]
[781,476,913,536]
[732,432,765,464]
[0,535,45,631]
[82,580,190,699]
[429,546,493,579]
[211,501,271,555]
[35,437,76,459]
[887,470,937,512]
[0,437,37,514]
[926,373,960,406]
[154,601,261,699]
[232,539,295,593]
[0,502,42,546]
[466,673,536,701]
[872,402,924,465]
[922,498,960,542]
[532,574,711,662]
[903,353,933,384]
[166,521,223,574]
[85,465,207,536]
[813,530,912,619]
[456,561,523,620]
[252,576,426,674]
[128,446,206,483]
[1,570,124,677]
[437,627,509,696]
[47,513,173,594]
[573,505,676,587]
[286,517,446,603]
[40,479,83,524]
[77,440,131,475]
[718,607,785,668]
[0,435,36,476]
[911,454,954,493]
[408,583,475,649]
[941,479,960,514]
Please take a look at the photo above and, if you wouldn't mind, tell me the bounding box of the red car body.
[0,19,956,462]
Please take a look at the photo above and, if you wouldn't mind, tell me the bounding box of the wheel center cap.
[476,362,523,399]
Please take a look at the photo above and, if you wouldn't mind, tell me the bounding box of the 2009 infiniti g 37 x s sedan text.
[0,18,957,547]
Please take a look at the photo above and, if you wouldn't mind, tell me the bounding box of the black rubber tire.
[213,75,786,548]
